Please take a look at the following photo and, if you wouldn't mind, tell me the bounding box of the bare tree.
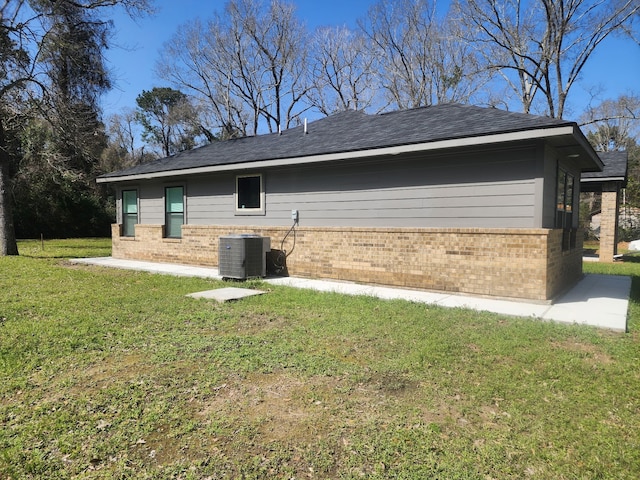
[360,0,438,109]
[580,94,640,150]
[307,26,378,115]
[430,8,491,106]
[156,17,250,138]
[157,0,310,136]
[102,109,150,170]
[108,110,139,161]
[358,0,484,110]
[455,0,640,118]
[231,0,311,132]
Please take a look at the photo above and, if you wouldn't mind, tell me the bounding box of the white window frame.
[120,188,139,237]
[235,173,265,215]
[164,185,186,238]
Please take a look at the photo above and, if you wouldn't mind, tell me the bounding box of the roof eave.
[96,125,581,184]
[572,125,604,172]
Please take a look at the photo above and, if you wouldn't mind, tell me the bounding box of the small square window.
[236,174,264,215]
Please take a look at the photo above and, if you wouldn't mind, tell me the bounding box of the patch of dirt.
[194,370,423,448]
[32,354,155,405]
[82,353,152,384]
[198,373,341,444]
[365,371,420,394]
[551,339,614,365]
[131,422,200,467]
[233,312,294,334]
[31,355,446,475]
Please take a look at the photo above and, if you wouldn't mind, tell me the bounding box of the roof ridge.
[375,102,571,124]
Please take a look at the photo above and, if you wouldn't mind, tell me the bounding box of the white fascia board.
[581,176,626,183]
[97,126,577,183]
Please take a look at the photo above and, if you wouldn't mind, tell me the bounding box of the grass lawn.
[1,239,639,479]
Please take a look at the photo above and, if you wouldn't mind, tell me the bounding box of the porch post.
[599,182,620,263]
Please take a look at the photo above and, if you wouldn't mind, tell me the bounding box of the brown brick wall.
[112,224,582,301]
[545,229,583,299]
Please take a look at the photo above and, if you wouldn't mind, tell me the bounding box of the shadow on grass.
[619,254,640,263]
[20,248,111,260]
[17,239,112,260]
[20,254,99,259]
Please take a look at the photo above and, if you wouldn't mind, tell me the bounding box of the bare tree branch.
[455,0,640,118]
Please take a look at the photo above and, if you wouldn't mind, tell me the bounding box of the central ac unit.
[218,234,269,280]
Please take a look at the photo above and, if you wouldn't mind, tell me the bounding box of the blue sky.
[102,0,640,122]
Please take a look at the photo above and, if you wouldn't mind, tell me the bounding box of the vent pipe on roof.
[304,118,308,134]
[278,124,282,135]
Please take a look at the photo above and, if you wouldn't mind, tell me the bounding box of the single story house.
[97,104,603,301]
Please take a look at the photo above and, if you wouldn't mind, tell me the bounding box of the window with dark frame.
[236,174,262,211]
[165,186,184,238]
[122,189,138,237]
[556,167,576,250]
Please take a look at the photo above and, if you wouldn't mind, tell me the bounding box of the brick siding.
[599,184,619,263]
[112,224,582,301]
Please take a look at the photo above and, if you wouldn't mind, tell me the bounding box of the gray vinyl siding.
[265,181,536,228]
[187,175,232,224]
[139,182,166,224]
[126,144,544,230]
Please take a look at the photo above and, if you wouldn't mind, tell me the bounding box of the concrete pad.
[71,257,222,279]
[71,257,631,331]
[435,295,550,318]
[266,277,451,303]
[267,274,630,331]
[187,287,265,303]
[541,274,631,331]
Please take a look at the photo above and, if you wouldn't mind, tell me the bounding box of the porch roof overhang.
[580,151,628,192]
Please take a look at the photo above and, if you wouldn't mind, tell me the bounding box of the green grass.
[1,239,639,479]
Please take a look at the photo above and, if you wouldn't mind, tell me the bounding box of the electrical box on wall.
[291,209,298,222]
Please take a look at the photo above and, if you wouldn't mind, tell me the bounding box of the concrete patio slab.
[70,257,631,331]
[541,274,631,330]
[71,257,223,279]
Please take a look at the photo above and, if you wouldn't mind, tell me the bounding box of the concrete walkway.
[70,257,631,332]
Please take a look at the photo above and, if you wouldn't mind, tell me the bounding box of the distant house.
[97,104,603,301]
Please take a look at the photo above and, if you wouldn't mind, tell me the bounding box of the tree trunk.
[0,120,19,256]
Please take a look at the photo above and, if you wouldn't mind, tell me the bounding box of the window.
[122,189,138,237]
[236,174,264,214]
[556,167,576,250]
[165,186,184,238]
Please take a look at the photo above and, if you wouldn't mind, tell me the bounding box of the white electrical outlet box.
[291,209,298,221]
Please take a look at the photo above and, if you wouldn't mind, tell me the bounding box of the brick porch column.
[599,182,620,263]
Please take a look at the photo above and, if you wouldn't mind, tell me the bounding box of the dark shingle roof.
[99,103,580,180]
[581,151,628,182]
